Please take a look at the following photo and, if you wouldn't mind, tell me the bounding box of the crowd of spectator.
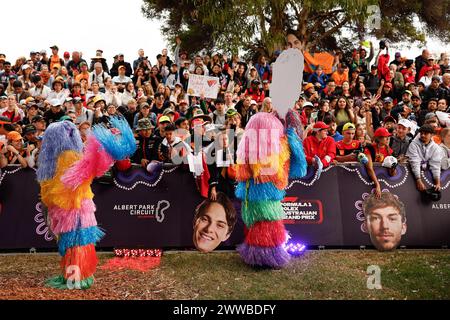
[0,39,449,198]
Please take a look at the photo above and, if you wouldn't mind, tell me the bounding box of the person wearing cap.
[49,45,64,71]
[390,119,413,160]
[335,122,382,197]
[391,90,413,121]
[132,118,159,167]
[31,115,46,136]
[110,53,132,78]
[414,49,430,82]
[378,96,394,121]
[418,65,435,87]
[22,103,40,126]
[112,65,132,92]
[43,98,65,125]
[22,124,38,145]
[177,99,190,118]
[154,115,172,139]
[90,51,109,74]
[303,121,336,169]
[406,124,444,192]
[244,78,265,105]
[4,131,28,167]
[390,51,402,66]
[73,96,93,125]
[132,102,154,129]
[363,127,397,176]
[63,52,71,68]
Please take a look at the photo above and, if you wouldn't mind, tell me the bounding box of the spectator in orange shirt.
[331,63,349,87]
[75,61,90,83]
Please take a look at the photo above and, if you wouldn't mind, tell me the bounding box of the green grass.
[160,250,450,300]
[0,250,448,300]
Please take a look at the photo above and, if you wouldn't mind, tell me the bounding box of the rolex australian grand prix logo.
[282,197,324,224]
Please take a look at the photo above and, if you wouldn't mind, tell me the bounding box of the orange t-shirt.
[331,71,349,86]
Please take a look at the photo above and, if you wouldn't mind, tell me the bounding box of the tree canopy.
[141,0,450,58]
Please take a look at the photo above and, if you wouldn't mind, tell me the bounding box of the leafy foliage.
[141,0,450,58]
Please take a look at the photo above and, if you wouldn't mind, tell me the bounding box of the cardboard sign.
[187,74,220,99]
[271,48,304,118]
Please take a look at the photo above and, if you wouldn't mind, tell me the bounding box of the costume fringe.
[245,221,287,247]
[58,226,105,256]
[241,200,285,227]
[237,243,290,269]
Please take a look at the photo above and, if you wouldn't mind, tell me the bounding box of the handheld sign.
[271,48,304,118]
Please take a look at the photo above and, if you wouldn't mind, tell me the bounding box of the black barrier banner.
[0,164,449,250]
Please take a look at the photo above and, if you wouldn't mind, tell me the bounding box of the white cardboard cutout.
[271,48,304,118]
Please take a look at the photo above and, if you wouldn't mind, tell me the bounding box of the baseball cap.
[50,99,62,107]
[398,119,412,129]
[374,127,392,137]
[7,131,22,141]
[226,108,238,118]
[250,100,257,105]
[383,97,393,103]
[403,90,412,96]
[342,122,356,132]
[158,115,172,124]
[313,121,329,131]
[382,156,398,169]
[303,101,314,108]
[251,79,260,85]
[23,124,37,135]
[50,45,59,50]
[304,83,314,91]
[73,97,83,103]
[32,115,45,123]
[383,115,397,124]
[383,82,393,89]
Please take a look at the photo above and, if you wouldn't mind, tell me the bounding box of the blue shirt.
[332,132,343,142]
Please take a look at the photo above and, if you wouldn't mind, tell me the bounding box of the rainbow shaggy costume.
[37,118,136,289]
[235,112,307,268]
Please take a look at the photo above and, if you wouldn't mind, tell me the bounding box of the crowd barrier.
[0,163,449,250]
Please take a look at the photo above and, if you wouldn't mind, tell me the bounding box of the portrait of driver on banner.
[363,192,407,252]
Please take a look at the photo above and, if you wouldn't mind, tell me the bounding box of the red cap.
[374,127,392,137]
[63,51,70,58]
[383,82,393,88]
[313,121,329,130]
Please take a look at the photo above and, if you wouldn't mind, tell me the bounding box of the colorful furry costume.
[235,112,307,268]
[36,118,136,289]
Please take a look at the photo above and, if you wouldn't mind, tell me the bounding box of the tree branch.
[307,16,350,50]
